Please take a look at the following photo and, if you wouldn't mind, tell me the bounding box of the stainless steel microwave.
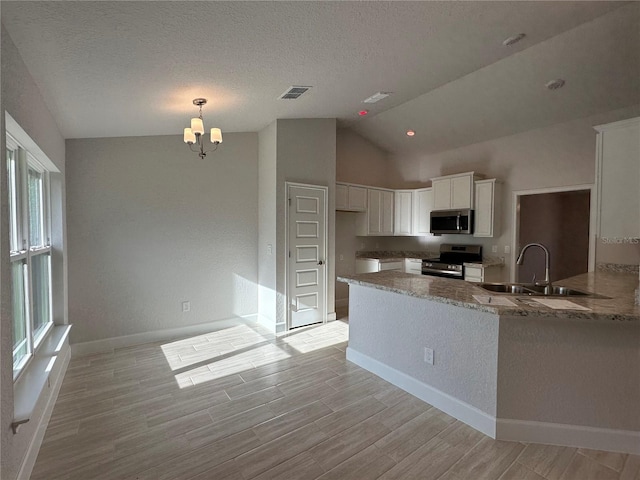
[430,209,474,235]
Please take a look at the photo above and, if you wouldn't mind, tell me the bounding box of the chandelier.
[183,98,222,159]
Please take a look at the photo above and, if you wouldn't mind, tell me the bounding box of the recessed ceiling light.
[363,92,391,104]
[502,33,526,47]
[359,110,369,116]
[545,79,566,90]
[406,130,416,137]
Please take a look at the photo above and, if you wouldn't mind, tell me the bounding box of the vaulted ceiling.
[2,1,638,154]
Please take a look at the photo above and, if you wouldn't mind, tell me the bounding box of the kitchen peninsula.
[338,271,640,454]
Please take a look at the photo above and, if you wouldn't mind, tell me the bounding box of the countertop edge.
[337,273,640,323]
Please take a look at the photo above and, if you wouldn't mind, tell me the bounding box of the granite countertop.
[337,270,640,322]
[463,256,504,268]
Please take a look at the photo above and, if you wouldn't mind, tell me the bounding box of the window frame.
[7,133,54,380]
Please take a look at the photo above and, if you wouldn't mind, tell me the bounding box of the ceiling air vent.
[279,86,312,100]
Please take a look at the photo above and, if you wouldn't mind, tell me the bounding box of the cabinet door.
[474,180,494,237]
[349,186,367,211]
[414,188,433,236]
[433,179,451,210]
[451,175,472,209]
[597,119,640,238]
[336,183,348,210]
[394,191,413,236]
[381,190,395,235]
[368,189,382,235]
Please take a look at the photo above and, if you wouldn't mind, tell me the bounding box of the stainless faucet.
[516,243,552,294]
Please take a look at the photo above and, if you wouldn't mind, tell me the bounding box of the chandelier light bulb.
[183,98,223,159]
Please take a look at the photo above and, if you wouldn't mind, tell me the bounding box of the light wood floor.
[32,312,639,480]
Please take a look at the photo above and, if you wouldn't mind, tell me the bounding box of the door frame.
[511,183,596,282]
[285,181,329,331]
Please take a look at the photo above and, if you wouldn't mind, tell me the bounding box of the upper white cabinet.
[413,188,433,236]
[336,182,367,212]
[431,172,480,210]
[474,179,500,238]
[595,117,640,239]
[358,188,394,236]
[394,190,414,236]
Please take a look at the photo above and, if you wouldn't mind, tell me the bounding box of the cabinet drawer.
[379,261,403,271]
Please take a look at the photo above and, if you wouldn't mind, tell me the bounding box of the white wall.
[65,134,259,344]
[258,121,278,329]
[1,25,68,480]
[275,119,337,331]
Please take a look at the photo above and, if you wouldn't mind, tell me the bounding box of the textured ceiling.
[1,1,638,154]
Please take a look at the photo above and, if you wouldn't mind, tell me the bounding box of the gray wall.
[1,26,68,480]
[66,134,259,344]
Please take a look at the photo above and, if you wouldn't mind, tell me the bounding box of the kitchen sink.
[475,282,607,298]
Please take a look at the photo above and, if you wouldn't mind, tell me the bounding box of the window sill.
[13,324,72,434]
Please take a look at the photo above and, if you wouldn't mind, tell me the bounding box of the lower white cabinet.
[404,258,422,275]
[474,179,500,238]
[464,263,502,283]
[355,258,403,274]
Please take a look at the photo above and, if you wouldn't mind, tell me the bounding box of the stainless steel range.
[422,244,482,279]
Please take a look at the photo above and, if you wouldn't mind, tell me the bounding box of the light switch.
[504,245,511,254]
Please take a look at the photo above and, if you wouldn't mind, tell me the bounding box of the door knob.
[318,260,324,265]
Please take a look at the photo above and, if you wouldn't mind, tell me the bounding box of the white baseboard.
[346,347,640,455]
[18,344,71,480]
[335,298,349,308]
[496,418,640,455]
[327,312,337,321]
[346,347,496,438]
[72,315,256,356]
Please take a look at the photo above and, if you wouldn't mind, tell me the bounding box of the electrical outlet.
[504,245,511,254]
[339,254,344,261]
[491,245,498,253]
[424,347,434,365]
[267,244,272,255]
[182,301,191,312]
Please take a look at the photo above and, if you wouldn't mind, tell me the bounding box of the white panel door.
[414,188,433,236]
[288,184,327,329]
[381,190,395,235]
[394,190,413,236]
[451,175,473,209]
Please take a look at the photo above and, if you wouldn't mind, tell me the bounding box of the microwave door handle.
[456,213,461,231]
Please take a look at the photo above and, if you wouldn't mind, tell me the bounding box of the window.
[7,134,53,377]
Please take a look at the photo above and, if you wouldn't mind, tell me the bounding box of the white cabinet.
[394,190,414,236]
[464,263,502,283]
[595,117,640,239]
[431,172,479,210]
[413,188,433,236]
[336,182,367,212]
[355,258,403,274]
[365,188,394,236]
[404,258,423,275]
[474,179,500,238]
